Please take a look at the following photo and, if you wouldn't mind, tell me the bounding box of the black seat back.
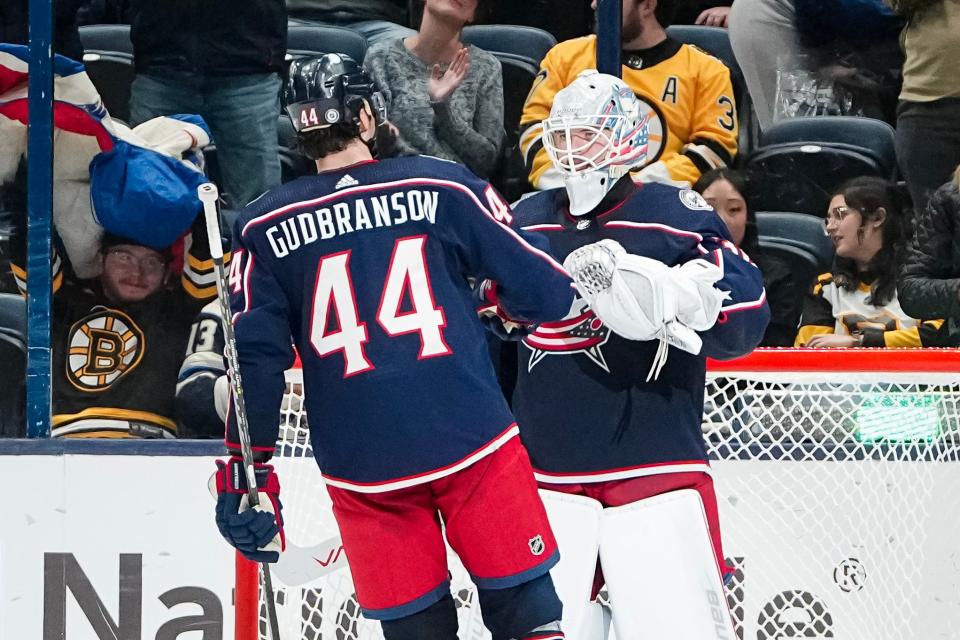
[0,294,25,437]
[462,24,556,65]
[82,52,135,122]
[756,211,835,271]
[286,25,369,65]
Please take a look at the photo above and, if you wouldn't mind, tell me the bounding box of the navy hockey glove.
[474,279,535,341]
[214,456,285,562]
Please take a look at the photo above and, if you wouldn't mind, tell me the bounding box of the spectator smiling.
[795,177,944,348]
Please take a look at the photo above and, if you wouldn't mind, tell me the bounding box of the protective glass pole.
[26,0,54,438]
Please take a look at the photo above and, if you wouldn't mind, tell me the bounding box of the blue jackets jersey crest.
[511,180,769,483]
[226,156,572,492]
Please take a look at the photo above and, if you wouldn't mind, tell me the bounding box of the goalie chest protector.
[510,180,764,483]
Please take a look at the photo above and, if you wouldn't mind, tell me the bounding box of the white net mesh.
[250,354,960,639]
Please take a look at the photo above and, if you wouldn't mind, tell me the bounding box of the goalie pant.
[510,178,770,572]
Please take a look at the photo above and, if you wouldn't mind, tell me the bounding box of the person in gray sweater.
[365,0,504,179]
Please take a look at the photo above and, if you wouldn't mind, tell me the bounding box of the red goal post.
[236,347,960,639]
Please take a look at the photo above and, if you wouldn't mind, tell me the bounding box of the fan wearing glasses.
[795,177,945,348]
[9,216,221,438]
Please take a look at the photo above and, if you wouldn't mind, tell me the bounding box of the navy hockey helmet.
[284,54,387,134]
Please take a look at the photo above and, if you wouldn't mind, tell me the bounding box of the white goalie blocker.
[540,489,734,640]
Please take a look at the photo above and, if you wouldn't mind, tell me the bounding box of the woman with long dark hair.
[795,176,944,347]
[694,168,800,346]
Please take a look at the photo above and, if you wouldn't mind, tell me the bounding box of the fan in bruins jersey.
[520,0,738,190]
[8,202,223,438]
[796,177,945,348]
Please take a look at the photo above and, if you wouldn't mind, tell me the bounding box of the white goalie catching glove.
[563,239,730,379]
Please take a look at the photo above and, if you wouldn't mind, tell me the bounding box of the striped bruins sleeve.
[667,48,738,185]
[863,318,946,348]
[181,213,230,301]
[519,40,582,191]
[795,273,836,346]
[10,248,64,297]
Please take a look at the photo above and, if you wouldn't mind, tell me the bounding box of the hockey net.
[236,348,960,639]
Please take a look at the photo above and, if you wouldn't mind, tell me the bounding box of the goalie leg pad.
[539,489,606,640]
[598,489,734,640]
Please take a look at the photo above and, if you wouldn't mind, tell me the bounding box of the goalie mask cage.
[235,348,960,639]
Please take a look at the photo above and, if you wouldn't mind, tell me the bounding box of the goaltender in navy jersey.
[512,179,769,483]
[227,155,573,491]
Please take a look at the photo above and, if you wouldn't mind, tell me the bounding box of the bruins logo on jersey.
[66,308,145,391]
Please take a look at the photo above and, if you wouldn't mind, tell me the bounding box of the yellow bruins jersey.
[520,35,738,189]
[795,273,944,348]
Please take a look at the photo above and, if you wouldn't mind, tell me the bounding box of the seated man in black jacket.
[899,165,960,347]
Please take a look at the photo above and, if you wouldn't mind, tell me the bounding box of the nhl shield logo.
[576,218,591,231]
[528,534,545,556]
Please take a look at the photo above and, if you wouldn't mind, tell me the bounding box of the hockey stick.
[198,183,283,640]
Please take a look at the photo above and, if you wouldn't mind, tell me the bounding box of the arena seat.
[462,24,557,65]
[757,116,897,176]
[488,54,539,201]
[78,24,133,56]
[494,53,539,143]
[757,239,821,299]
[286,25,368,65]
[81,51,135,123]
[744,116,897,216]
[0,294,25,437]
[756,211,835,271]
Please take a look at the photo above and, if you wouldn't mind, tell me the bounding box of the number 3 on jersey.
[310,235,451,377]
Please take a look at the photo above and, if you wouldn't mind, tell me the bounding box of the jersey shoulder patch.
[678,189,712,212]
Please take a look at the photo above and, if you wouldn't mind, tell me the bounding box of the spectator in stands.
[521,0,739,190]
[673,0,732,27]
[175,300,228,438]
[286,0,415,47]
[889,0,960,212]
[729,0,903,129]
[899,165,960,346]
[4,181,220,437]
[365,0,504,179]
[694,168,800,345]
[127,0,286,208]
[2,0,86,61]
[795,176,944,347]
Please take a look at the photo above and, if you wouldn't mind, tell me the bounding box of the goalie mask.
[543,71,650,216]
[285,54,390,154]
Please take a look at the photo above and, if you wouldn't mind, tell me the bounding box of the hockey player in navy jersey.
[509,71,769,640]
[211,54,576,640]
